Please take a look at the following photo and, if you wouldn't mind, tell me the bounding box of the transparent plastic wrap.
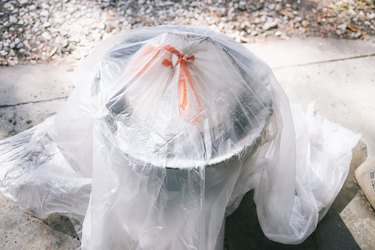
[0,26,361,249]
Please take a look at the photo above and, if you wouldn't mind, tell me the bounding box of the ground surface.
[0,37,374,249]
[0,0,374,65]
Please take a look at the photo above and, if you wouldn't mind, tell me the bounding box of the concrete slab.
[249,37,375,69]
[341,191,375,250]
[272,56,375,156]
[0,62,75,107]
[0,99,66,140]
[0,195,80,250]
[0,37,374,249]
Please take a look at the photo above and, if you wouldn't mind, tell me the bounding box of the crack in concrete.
[273,52,375,70]
[0,96,68,109]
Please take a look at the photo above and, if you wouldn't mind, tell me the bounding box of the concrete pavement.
[0,37,374,249]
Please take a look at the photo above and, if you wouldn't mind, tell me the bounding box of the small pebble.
[42,31,52,41]
[338,23,347,31]
[301,20,310,28]
[9,15,18,24]
[262,20,278,31]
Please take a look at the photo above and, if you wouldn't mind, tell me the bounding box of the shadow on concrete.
[224,141,367,250]
[224,189,360,250]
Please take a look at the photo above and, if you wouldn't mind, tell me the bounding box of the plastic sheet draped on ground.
[0,26,360,250]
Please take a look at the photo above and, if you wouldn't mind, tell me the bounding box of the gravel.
[0,0,374,66]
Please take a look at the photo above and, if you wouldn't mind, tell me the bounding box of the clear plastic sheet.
[0,26,360,249]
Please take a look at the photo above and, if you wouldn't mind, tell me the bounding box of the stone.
[18,0,29,5]
[16,43,24,49]
[9,16,17,24]
[280,10,295,19]
[3,3,15,11]
[353,31,362,39]
[42,32,52,41]
[348,8,356,16]
[338,23,347,31]
[14,38,21,45]
[27,3,34,11]
[61,39,69,48]
[40,10,49,17]
[43,22,51,28]
[238,1,247,11]
[262,20,278,31]
[268,4,275,10]
[275,31,283,37]
[5,48,14,57]
[48,47,57,58]
[69,35,81,43]
[301,20,310,27]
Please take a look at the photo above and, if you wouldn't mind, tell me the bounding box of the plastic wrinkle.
[0,26,360,250]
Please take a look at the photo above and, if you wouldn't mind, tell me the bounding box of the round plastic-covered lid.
[96,26,273,168]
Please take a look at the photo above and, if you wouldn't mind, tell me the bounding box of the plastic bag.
[0,26,361,249]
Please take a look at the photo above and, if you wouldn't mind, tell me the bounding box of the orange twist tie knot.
[134,44,202,122]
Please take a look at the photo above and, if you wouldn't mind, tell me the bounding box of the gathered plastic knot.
[133,44,202,123]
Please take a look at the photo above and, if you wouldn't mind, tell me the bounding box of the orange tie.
[132,44,202,122]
